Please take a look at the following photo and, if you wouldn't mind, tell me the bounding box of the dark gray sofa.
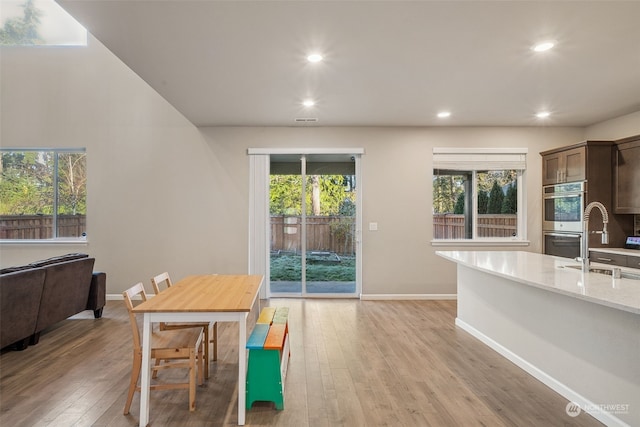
[0,253,106,350]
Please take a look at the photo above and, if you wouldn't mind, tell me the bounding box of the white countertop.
[436,250,640,315]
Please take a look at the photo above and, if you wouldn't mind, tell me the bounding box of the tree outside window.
[0,0,87,46]
[433,169,520,240]
[0,149,87,240]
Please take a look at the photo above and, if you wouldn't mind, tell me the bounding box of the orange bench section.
[246,307,290,410]
[264,323,287,350]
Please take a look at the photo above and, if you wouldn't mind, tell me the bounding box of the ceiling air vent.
[294,118,318,123]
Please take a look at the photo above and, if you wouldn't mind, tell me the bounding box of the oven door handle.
[543,194,583,200]
[545,232,581,238]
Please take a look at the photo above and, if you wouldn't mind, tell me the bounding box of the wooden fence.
[1,213,514,244]
[271,215,356,255]
[433,214,517,239]
[0,215,86,239]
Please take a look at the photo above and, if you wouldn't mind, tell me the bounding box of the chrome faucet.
[578,201,609,272]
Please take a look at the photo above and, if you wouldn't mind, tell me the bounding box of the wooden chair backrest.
[122,282,149,351]
[151,272,173,295]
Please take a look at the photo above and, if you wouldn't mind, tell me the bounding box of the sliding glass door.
[269,153,359,297]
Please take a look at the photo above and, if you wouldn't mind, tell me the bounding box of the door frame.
[248,148,364,299]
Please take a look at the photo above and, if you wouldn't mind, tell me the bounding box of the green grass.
[270,255,355,281]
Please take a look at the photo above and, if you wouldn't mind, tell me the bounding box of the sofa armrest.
[87,272,106,318]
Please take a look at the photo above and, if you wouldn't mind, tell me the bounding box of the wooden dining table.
[132,274,263,426]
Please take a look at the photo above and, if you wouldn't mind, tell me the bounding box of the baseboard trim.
[360,294,457,300]
[455,317,630,427]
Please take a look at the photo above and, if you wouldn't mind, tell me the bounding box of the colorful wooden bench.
[246,307,290,410]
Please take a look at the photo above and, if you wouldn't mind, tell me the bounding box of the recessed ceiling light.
[536,111,551,119]
[303,100,315,107]
[437,111,451,118]
[532,41,555,52]
[307,54,323,63]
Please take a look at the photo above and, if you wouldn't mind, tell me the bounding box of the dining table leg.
[140,313,152,426]
[238,312,247,425]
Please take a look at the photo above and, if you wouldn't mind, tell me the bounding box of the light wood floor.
[0,299,603,427]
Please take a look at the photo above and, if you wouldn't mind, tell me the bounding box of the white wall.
[3,34,636,297]
[585,110,640,140]
[1,37,234,294]
[199,126,585,296]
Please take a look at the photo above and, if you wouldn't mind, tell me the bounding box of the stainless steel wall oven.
[543,181,585,233]
[543,181,585,258]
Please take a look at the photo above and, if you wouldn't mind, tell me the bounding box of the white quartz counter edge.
[436,250,640,315]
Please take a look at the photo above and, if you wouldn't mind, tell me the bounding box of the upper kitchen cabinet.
[541,146,585,185]
[541,141,613,186]
[614,135,640,214]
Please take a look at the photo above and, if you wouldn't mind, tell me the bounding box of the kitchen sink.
[561,265,640,280]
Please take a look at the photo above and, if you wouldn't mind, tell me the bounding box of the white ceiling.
[57,0,640,128]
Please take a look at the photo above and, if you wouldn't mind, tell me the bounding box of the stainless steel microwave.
[543,181,585,233]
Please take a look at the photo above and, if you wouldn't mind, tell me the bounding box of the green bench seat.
[246,307,290,410]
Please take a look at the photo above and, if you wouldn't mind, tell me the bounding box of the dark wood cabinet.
[541,141,614,186]
[614,135,640,214]
[541,140,634,249]
[628,254,640,269]
[541,146,585,185]
[589,250,627,266]
[590,250,640,269]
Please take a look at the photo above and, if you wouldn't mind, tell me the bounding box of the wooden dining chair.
[151,272,218,379]
[122,282,205,415]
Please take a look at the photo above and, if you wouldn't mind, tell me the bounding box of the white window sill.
[0,238,88,245]
[431,239,530,247]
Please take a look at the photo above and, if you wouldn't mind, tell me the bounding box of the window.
[0,148,87,241]
[1,0,87,46]
[432,148,527,243]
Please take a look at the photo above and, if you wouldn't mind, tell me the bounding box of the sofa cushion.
[1,253,89,275]
[29,253,89,268]
[0,265,33,275]
[34,257,95,333]
[0,269,45,348]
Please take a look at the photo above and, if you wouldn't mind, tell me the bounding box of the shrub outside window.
[432,148,527,242]
[0,148,87,240]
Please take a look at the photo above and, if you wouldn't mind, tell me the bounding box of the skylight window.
[0,0,87,46]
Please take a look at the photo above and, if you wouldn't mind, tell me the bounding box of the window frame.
[0,147,88,244]
[431,147,529,247]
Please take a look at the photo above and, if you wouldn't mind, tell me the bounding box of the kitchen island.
[437,250,639,427]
